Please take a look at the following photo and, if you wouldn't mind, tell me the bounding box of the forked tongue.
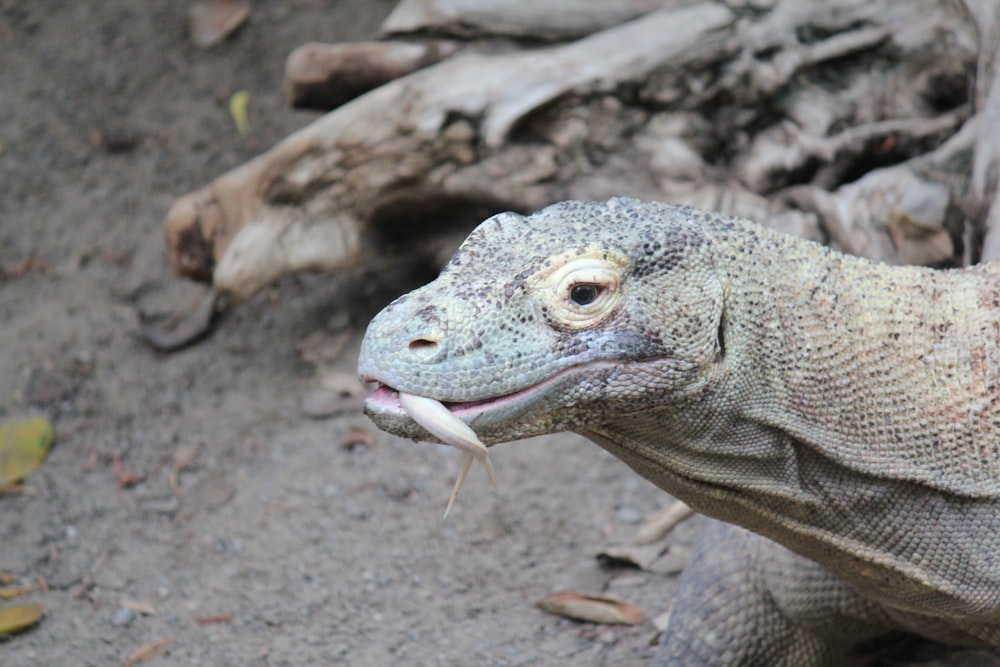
[398,392,499,518]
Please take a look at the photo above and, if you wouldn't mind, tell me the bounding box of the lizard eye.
[547,258,622,327]
[527,251,625,330]
[570,284,601,306]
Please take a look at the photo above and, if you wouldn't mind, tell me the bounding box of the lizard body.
[358,197,1000,664]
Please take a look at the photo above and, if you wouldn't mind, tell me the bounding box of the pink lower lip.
[364,381,526,419]
[365,362,608,419]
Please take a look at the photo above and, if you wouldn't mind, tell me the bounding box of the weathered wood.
[284,41,458,111]
[379,0,676,41]
[164,3,734,300]
[164,0,987,301]
[965,0,1000,261]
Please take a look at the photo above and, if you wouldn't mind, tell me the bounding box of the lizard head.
[358,197,727,446]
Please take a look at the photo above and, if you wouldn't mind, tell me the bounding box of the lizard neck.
[581,222,1000,619]
[715,224,1000,497]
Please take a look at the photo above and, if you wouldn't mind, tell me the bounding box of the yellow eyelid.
[528,252,625,327]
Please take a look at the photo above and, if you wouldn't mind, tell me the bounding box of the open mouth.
[363,380,540,421]
[361,380,510,518]
[362,360,608,423]
[360,360,620,516]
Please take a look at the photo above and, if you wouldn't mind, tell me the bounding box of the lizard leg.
[654,519,896,667]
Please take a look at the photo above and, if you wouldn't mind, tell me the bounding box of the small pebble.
[618,506,642,524]
[110,607,135,627]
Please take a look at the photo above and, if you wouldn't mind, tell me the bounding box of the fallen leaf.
[0,417,54,485]
[0,585,35,599]
[169,444,200,498]
[0,484,35,495]
[537,592,645,625]
[124,637,175,667]
[634,501,695,544]
[188,0,250,48]
[0,256,49,280]
[596,543,690,575]
[120,598,157,616]
[112,453,144,489]
[139,291,220,352]
[185,471,236,510]
[596,544,664,571]
[647,609,672,648]
[192,612,233,625]
[229,90,250,137]
[339,425,373,450]
[0,601,44,634]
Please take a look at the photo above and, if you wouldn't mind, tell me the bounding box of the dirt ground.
[3,3,999,667]
[0,2,692,665]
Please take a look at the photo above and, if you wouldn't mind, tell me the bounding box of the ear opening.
[714,282,728,364]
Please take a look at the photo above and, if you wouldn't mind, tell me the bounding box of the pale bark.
[164,0,986,300]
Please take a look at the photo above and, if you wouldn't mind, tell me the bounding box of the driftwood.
[379,0,678,41]
[284,41,458,110]
[164,0,996,301]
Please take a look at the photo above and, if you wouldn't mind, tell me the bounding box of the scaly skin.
[357,197,1000,665]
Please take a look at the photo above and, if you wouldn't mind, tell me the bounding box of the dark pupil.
[570,284,598,306]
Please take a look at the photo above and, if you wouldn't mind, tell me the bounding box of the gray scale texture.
[358,197,1000,665]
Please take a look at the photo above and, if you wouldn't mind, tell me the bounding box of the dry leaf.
[339,425,374,450]
[0,601,43,634]
[124,637,175,667]
[120,598,158,616]
[0,585,35,599]
[647,609,672,648]
[192,612,233,625]
[537,592,645,625]
[1,256,49,280]
[169,444,200,498]
[139,291,220,352]
[112,453,144,489]
[229,90,250,137]
[634,501,695,544]
[596,544,664,571]
[188,0,250,49]
[0,417,53,485]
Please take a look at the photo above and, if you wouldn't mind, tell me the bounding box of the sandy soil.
[1,2,996,666]
[0,2,684,665]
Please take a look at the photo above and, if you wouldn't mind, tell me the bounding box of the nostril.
[408,338,438,353]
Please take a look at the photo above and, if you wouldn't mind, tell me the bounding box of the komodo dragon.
[357,197,1000,665]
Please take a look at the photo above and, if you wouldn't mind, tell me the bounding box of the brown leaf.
[124,637,175,667]
[139,291,220,352]
[0,416,53,484]
[537,592,645,625]
[0,601,43,634]
[634,501,695,544]
[0,585,35,599]
[120,598,157,616]
[192,612,233,625]
[169,444,200,498]
[0,256,49,280]
[596,544,664,571]
[112,453,144,489]
[339,425,374,450]
[188,0,250,49]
